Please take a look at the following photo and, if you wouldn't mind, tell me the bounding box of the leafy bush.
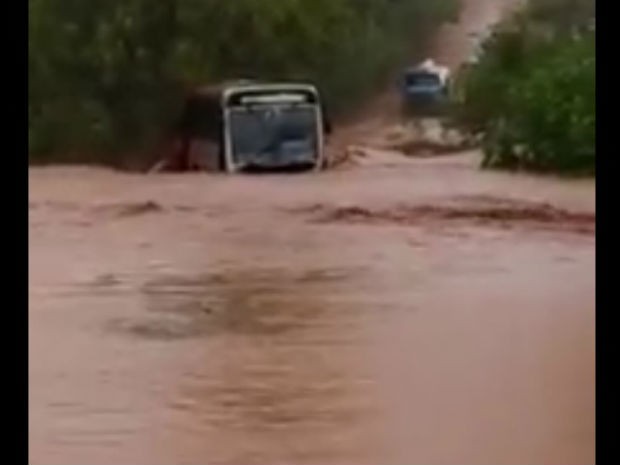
[28,0,459,164]
[452,0,594,175]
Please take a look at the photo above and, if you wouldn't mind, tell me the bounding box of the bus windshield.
[228,104,318,168]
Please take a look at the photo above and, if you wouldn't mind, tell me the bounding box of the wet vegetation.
[28,0,458,164]
[453,0,595,175]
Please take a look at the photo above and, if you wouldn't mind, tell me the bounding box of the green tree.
[453,0,594,175]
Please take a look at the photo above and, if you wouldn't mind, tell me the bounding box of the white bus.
[155,81,331,173]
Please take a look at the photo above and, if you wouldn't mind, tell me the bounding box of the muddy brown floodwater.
[29,1,594,465]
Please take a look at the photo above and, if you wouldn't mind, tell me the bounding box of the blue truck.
[400,60,451,117]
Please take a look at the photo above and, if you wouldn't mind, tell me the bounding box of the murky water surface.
[29,1,594,464]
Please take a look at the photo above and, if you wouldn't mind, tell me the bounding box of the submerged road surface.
[29,1,594,464]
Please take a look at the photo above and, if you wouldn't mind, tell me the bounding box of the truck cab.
[401,60,451,116]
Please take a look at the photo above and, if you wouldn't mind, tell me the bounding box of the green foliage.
[29,0,459,163]
[453,0,595,175]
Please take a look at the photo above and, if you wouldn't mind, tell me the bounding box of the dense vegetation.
[29,0,458,164]
[453,0,595,175]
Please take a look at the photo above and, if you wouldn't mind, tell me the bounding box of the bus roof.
[190,81,319,102]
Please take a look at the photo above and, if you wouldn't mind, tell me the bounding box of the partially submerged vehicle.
[400,59,451,116]
[152,81,331,173]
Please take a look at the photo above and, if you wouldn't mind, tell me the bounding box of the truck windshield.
[405,72,441,88]
[228,105,318,168]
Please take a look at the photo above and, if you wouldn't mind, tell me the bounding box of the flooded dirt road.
[29,1,594,464]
